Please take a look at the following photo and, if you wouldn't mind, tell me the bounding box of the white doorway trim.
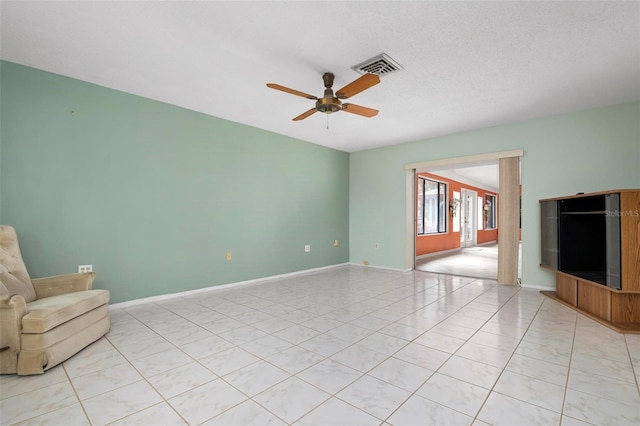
[406,169,416,269]
[404,149,524,171]
[404,149,524,271]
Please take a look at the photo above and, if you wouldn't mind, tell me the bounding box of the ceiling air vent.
[351,53,403,76]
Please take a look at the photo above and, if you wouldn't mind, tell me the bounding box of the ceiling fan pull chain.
[326,114,329,130]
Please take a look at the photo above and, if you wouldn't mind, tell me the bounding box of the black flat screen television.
[557,194,621,289]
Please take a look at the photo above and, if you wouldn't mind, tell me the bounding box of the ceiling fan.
[267,72,380,121]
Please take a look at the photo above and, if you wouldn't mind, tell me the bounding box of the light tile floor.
[2,266,639,425]
[416,243,523,281]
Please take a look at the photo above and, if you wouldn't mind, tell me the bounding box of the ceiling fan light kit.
[267,70,381,121]
[315,96,342,114]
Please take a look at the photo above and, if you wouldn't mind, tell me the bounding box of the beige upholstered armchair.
[0,225,110,375]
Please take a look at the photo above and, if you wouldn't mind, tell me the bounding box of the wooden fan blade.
[342,103,378,118]
[335,73,380,99]
[292,108,318,121]
[267,83,317,100]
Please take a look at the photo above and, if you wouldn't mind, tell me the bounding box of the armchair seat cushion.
[23,290,110,333]
[1,225,111,375]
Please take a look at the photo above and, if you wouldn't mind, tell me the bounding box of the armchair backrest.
[0,225,36,302]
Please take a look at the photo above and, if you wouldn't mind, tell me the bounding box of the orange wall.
[416,172,498,256]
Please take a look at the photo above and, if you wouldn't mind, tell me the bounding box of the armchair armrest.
[32,272,96,299]
[0,294,27,373]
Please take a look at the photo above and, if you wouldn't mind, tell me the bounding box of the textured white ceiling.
[2,1,639,153]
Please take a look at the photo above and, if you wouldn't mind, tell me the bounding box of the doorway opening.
[405,150,523,283]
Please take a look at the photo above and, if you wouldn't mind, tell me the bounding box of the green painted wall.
[0,61,349,303]
[350,102,640,289]
[3,61,637,301]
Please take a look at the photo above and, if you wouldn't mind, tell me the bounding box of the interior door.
[460,189,477,248]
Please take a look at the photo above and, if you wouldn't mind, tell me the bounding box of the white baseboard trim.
[520,283,554,291]
[109,262,350,309]
[416,248,461,261]
[348,262,413,273]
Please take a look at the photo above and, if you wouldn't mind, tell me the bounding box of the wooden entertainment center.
[539,189,640,333]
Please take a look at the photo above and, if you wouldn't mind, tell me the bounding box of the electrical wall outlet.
[304,245,311,252]
[78,264,93,273]
[333,239,339,247]
[226,252,232,261]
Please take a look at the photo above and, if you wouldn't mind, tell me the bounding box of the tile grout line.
[9,267,637,425]
[95,317,198,426]
[377,281,525,424]
[468,291,556,424]
[558,298,579,425]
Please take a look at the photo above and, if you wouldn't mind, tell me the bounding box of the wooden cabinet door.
[556,273,577,306]
[611,293,640,323]
[578,281,611,321]
[620,191,640,291]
